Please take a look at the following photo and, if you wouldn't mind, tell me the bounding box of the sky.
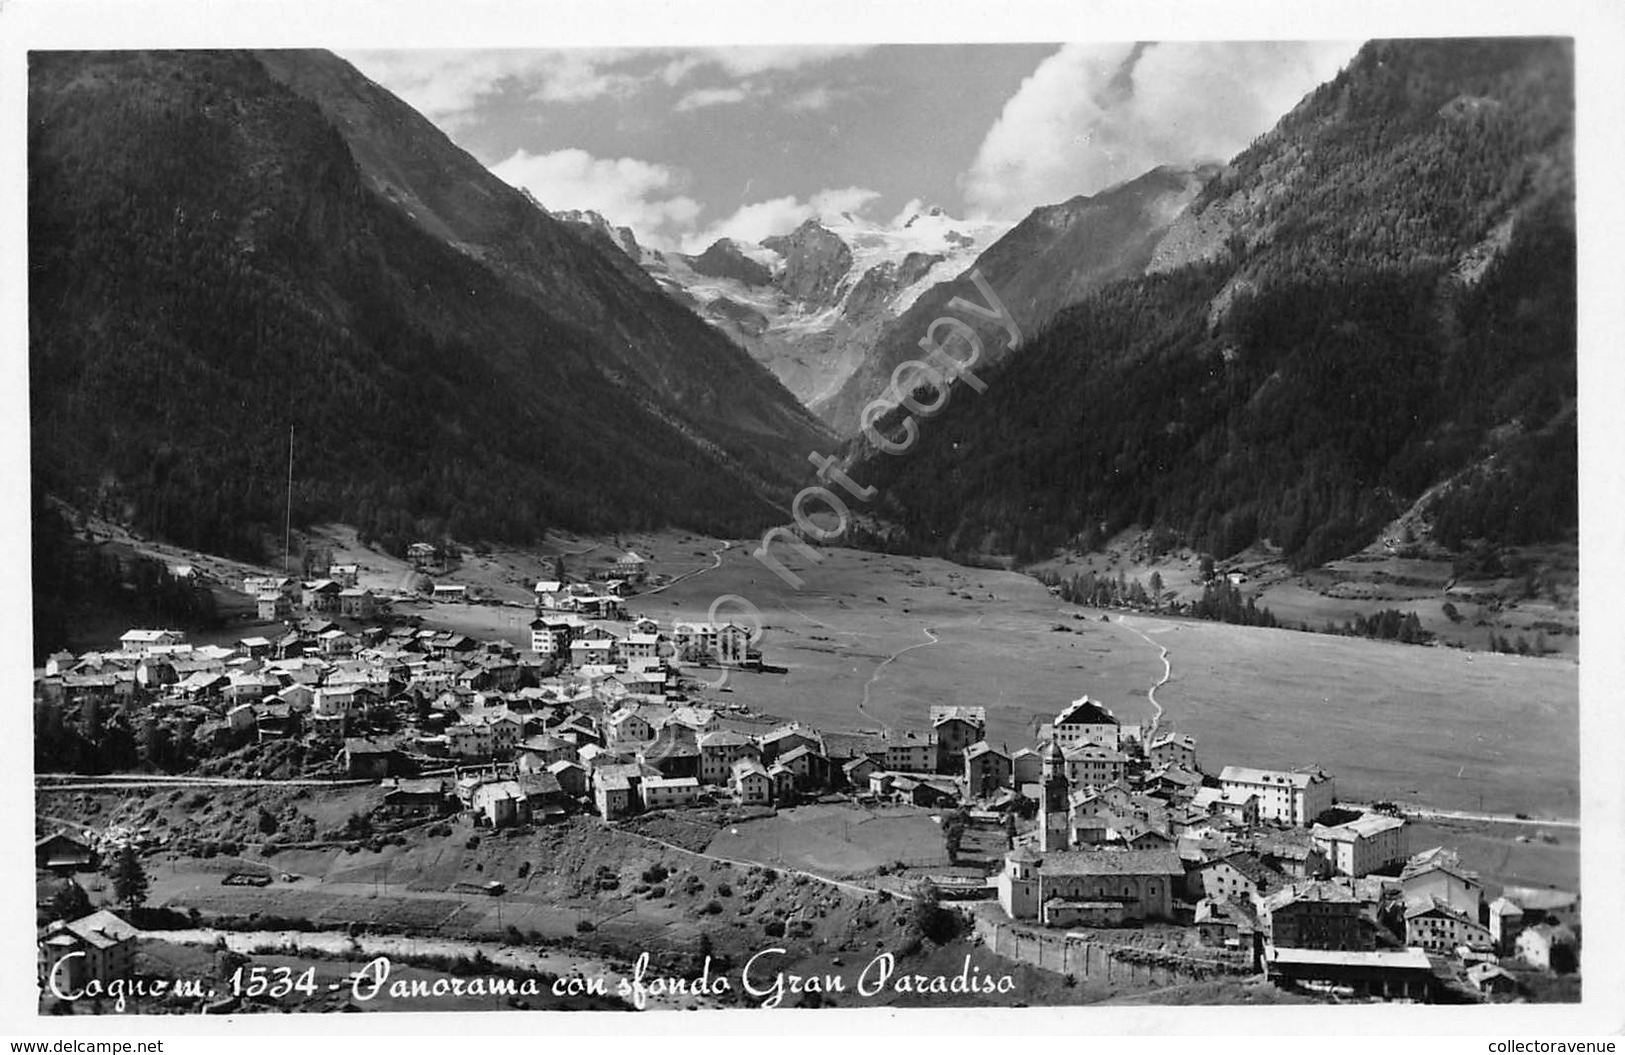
[343,41,1362,253]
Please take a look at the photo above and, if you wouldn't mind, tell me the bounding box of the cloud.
[345,45,869,128]
[344,47,657,127]
[674,86,754,112]
[529,51,642,104]
[782,84,869,113]
[490,148,702,245]
[686,46,871,79]
[961,40,1362,219]
[489,143,881,254]
[681,186,880,251]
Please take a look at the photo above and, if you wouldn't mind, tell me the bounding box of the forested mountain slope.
[820,165,1214,435]
[29,50,828,562]
[857,38,1575,569]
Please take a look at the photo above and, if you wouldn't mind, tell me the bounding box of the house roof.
[929,705,986,727]
[1219,765,1326,789]
[120,629,182,643]
[1040,850,1183,877]
[641,724,700,762]
[1317,813,1406,840]
[1401,846,1480,884]
[1054,696,1118,728]
[643,776,700,789]
[1206,851,1288,893]
[472,780,526,802]
[50,910,138,950]
[1404,895,1478,922]
[1265,880,1363,912]
[698,729,754,749]
[1269,947,1432,970]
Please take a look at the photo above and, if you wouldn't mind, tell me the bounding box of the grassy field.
[1407,818,1580,895]
[90,518,1578,823]
[1138,617,1578,818]
[700,802,1008,879]
[626,541,1578,819]
[630,542,1163,744]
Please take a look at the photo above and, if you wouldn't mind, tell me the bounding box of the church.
[996,741,1183,927]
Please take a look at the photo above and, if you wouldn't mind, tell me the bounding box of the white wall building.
[1313,813,1409,877]
[1218,766,1336,827]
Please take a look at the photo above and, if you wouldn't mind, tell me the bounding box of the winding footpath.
[857,625,940,733]
[1116,616,1172,742]
[1109,615,1579,828]
[640,540,731,597]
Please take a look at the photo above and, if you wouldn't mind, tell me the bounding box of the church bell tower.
[1038,740,1070,852]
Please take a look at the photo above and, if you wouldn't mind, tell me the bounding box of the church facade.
[996,845,1184,927]
[1002,739,1184,926]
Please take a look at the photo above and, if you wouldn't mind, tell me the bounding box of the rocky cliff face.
[621,207,1010,411]
[816,165,1216,434]
[761,219,854,308]
[843,252,945,320]
[686,238,774,287]
[551,207,647,262]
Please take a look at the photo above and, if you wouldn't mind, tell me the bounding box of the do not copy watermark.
[689,269,1021,687]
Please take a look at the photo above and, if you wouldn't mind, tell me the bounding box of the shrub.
[716,883,732,897]
[646,885,667,900]
[466,835,481,850]
[702,900,723,915]
[763,919,786,938]
[641,864,669,884]
[517,861,531,878]
[575,920,595,933]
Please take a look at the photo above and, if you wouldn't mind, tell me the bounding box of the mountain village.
[34,548,1580,1007]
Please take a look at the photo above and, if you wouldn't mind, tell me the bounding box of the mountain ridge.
[852,37,1576,571]
[28,49,830,562]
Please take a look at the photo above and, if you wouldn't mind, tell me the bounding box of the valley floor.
[616,539,1578,822]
